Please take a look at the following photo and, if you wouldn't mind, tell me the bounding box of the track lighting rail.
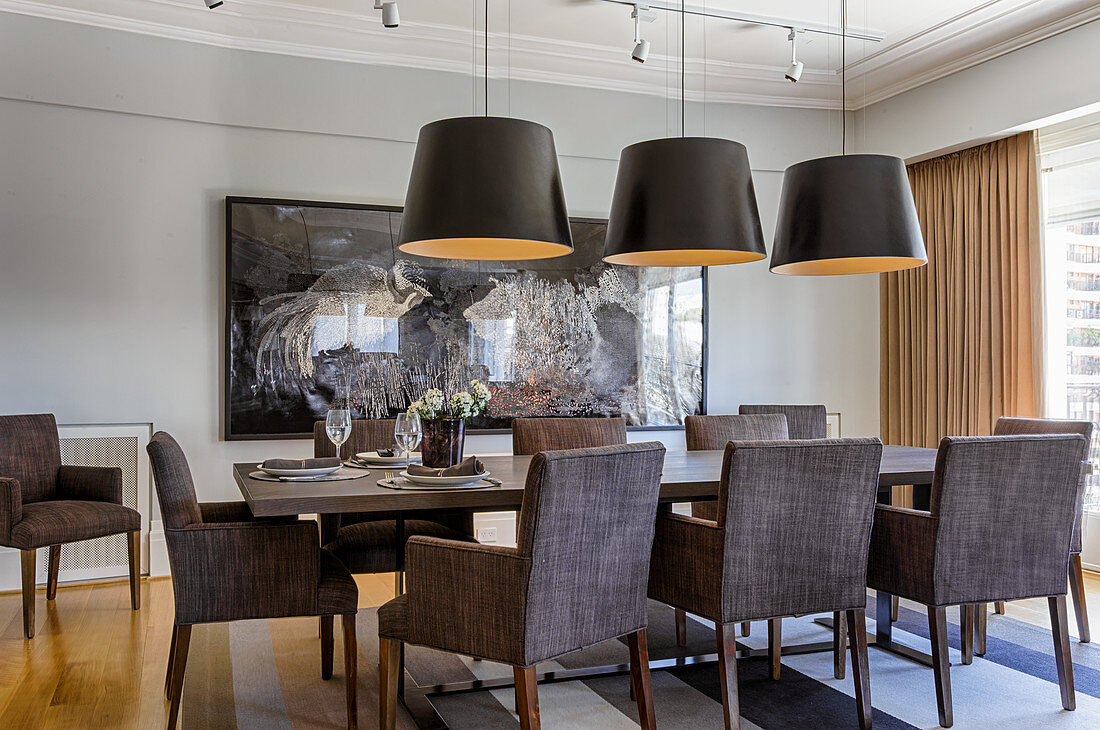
[596,0,885,43]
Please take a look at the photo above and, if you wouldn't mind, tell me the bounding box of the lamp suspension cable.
[681,0,685,137]
[841,0,846,154]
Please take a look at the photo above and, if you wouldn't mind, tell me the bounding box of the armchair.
[681,413,789,647]
[867,434,1087,727]
[985,417,1094,645]
[377,442,666,730]
[0,413,141,639]
[649,438,883,730]
[312,419,476,595]
[147,431,360,730]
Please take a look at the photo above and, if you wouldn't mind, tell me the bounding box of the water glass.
[325,407,352,458]
[395,412,422,470]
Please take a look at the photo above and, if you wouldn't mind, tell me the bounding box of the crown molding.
[1,0,1096,111]
[846,0,1100,107]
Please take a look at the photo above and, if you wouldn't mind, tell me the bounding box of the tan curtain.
[881,131,1044,448]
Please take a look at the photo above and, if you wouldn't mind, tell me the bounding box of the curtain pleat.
[881,131,1043,447]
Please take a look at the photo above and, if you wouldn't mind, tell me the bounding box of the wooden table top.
[235,444,938,518]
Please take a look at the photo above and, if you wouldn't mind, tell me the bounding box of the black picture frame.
[224,196,708,440]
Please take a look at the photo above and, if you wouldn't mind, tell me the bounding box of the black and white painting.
[225,197,706,439]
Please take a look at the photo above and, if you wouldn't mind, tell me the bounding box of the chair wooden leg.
[994,601,1005,614]
[1070,553,1090,643]
[164,623,178,699]
[833,611,847,680]
[127,530,141,610]
[343,614,358,730]
[166,624,192,730]
[740,621,750,637]
[379,636,400,730]
[514,666,541,730]
[716,623,740,730]
[21,549,36,639]
[846,610,872,730]
[928,606,953,728]
[675,608,688,647]
[976,604,987,656]
[960,604,974,665]
[320,615,334,680]
[1049,595,1076,711]
[768,618,782,680]
[46,545,60,600]
[628,629,657,730]
[891,595,899,623]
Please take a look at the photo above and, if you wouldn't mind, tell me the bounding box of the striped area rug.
[180,598,1100,729]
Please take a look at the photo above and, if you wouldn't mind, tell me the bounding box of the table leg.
[876,590,894,645]
[396,516,406,700]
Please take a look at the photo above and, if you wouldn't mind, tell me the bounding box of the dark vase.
[421,418,466,468]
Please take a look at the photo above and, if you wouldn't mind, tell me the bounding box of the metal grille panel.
[34,428,148,582]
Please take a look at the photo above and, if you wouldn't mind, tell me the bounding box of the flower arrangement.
[408,380,491,421]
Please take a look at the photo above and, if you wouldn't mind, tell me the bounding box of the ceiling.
[4,0,1099,109]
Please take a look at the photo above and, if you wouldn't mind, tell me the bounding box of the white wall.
[855,18,1100,161]
[0,14,881,517]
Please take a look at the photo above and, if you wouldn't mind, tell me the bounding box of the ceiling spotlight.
[785,28,804,82]
[204,0,223,8]
[630,4,654,63]
[382,1,399,28]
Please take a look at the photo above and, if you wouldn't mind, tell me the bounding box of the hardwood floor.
[1,569,1097,727]
[0,572,391,729]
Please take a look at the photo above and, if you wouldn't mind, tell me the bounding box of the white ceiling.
[4,0,1099,109]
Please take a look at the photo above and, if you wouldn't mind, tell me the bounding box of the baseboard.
[149,520,170,577]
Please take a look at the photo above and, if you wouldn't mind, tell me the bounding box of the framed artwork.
[225,196,707,439]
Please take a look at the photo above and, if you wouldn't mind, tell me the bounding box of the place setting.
[374,391,501,491]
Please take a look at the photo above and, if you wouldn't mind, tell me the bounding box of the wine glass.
[395,412,422,471]
[325,407,352,460]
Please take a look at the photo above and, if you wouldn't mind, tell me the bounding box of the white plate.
[355,451,421,465]
[400,469,491,487]
[257,463,342,478]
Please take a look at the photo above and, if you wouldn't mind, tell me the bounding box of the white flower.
[470,380,491,407]
[450,391,475,420]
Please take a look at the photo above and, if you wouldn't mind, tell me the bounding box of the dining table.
[234,443,939,729]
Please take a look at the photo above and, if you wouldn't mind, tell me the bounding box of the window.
[1040,116,1100,512]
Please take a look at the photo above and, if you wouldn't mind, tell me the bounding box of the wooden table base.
[397,635,843,728]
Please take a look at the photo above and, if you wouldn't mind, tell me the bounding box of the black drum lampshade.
[397,116,574,261]
[770,154,927,275]
[602,137,767,267]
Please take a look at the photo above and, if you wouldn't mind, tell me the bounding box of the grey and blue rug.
[180,597,1100,728]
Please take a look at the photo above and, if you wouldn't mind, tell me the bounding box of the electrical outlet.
[476,527,499,543]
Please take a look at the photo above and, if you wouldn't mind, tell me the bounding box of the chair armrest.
[866,504,938,603]
[199,501,259,523]
[166,519,322,624]
[57,465,123,504]
[648,510,724,620]
[405,536,531,663]
[0,477,21,542]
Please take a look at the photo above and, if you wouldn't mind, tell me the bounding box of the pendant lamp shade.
[398,116,573,260]
[602,137,767,267]
[770,154,927,275]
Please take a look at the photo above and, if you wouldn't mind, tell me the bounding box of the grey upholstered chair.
[0,413,141,639]
[738,404,828,439]
[313,419,474,583]
[511,416,628,455]
[377,442,667,730]
[982,417,1093,647]
[147,432,360,730]
[649,438,883,730]
[867,434,1087,728]
[680,414,790,650]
